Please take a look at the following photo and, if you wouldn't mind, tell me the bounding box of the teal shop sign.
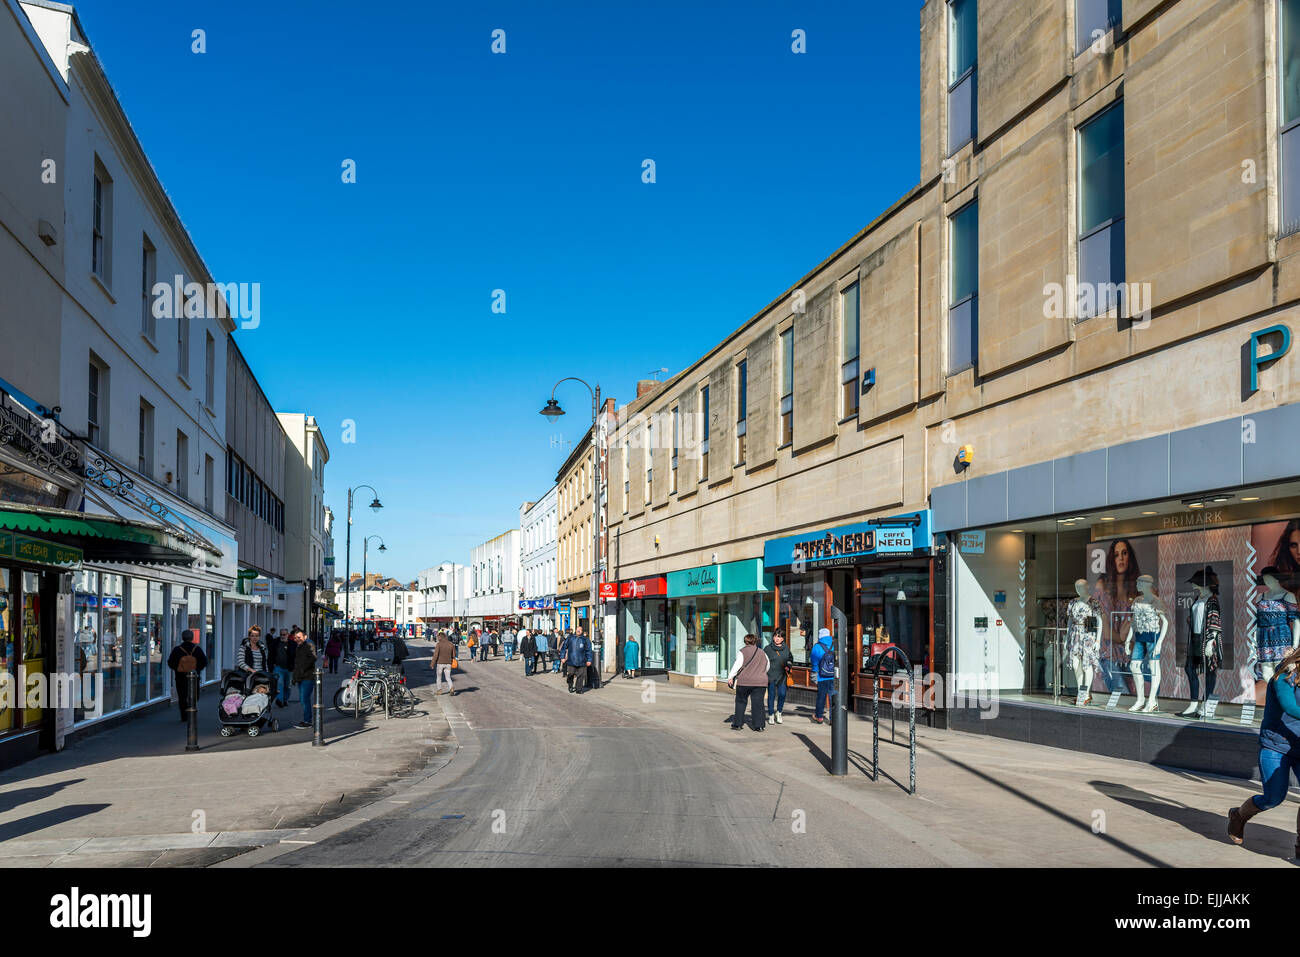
[1249,325,1291,394]
[667,559,769,598]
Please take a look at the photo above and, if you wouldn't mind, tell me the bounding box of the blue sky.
[73,0,921,582]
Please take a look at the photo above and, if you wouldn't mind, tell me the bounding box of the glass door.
[0,569,14,732]
[21,571,46,727]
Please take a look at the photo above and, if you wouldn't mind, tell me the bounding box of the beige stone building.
[603,0,1300,775]
[555,426,599,639]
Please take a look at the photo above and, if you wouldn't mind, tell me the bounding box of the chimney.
[636,380,660,399]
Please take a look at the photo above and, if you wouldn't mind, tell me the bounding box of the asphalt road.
[262,650,945,867]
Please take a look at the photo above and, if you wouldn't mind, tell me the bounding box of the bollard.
[831,633,847,776]
[185,669,200,752]
[871,671,879,782]
[909,669,917,795]
[312,666,324,747]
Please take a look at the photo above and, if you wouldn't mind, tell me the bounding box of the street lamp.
[362,535,386,633]
[541,376,606,670]
[344,485,382,627]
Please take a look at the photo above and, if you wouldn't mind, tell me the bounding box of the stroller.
[217,669,280,737]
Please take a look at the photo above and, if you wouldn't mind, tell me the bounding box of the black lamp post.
[362,535,386,643]
[344,485,382,628]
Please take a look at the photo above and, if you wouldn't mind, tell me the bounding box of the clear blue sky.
[74,0,921,582]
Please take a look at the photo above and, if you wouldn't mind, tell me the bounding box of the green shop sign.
[667,559,770,598]
[0,530,82,568]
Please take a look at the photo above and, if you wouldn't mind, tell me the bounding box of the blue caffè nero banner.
[763,511,930,573]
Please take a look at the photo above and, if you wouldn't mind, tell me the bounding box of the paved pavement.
[226,652,1298,869]
[0,643,453,866]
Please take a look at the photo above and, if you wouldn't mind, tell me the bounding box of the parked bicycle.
[335,657,418,718]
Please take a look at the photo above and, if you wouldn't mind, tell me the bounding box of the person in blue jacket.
[1228,644,1300,856]
[809,628,835,724]
[624,635,640,679]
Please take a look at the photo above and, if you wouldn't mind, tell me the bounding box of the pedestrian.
[273,623,297,707]
[623,634,639,679]
[506,626,519,661]
[727,633,769,732]
[552,632,563,674]
[533,629,548,674]
[265,628,280,670]
[562,627,593,694]
[491,629,501,658]
[764,631,793,725]
[1228,643,1300,855]
[289,627,319,729]
[519,629,536,674]
[236,625,268,677]
[478,629,489,662]
[325,632,343,673]
[431,631,457,696]
[809,628,836,724]
[392,634,410,675]
[167,628,208,722]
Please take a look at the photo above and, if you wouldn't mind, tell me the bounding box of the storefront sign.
[1248,324,1290,394]
[0,531,81,568]
[667,560,768,597]
[763,511,930,573]
[619,576,667,599]
[519,597,557,609]
[598,582,618,600]
[957,530,985,554]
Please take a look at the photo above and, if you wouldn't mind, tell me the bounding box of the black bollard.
[831,633,847,776]
[185,669,200,752]
[312,666,324,747]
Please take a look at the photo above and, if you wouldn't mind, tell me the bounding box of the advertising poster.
[1086,535,1160,668]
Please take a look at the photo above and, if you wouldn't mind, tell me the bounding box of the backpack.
[177,643,200,674]
[817,641,836,680]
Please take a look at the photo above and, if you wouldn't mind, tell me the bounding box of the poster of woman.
[1086,535,1160,693]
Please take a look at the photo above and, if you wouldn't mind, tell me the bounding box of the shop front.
[933,404,1300,776]
[613,576,668,674]
[763,511,935,711]
[519,597,557,632]
[664,560,772,688]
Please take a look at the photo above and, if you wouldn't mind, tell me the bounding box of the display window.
[949,488,1300,726]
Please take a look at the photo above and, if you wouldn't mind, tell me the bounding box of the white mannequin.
[1069,579,1096,703]
[1125,575,1168,713]
[1179,584,1215,717]
[1258,573,1300,683]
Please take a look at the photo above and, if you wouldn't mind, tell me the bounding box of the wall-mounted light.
[861,368,876,392]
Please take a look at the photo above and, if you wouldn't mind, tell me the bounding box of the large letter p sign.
[1249,325,1291,394]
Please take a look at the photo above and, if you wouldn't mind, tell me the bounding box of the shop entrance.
[0,567,56,740]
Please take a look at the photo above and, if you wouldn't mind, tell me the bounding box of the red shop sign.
[619,576,667,599]
[598,582,618,600]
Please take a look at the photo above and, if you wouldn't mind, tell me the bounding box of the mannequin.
[1180,569,1222,717]
[1125,574,1168,713]
[1065,578,1101,705]
[1254,567,1300,683]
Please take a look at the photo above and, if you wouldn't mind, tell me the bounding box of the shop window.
[1077,101,1126,317]
[780,328,793,447]
[74,571,101,723]
[1076,0,1121,54]
[148,580,165,700]
[948,201,979,374]
[778,574,824,666]
[947,0,976,155]
[0,570,13,733]
[841,283,859,418]
[1282,0,1300,235]
[101,574,124,714]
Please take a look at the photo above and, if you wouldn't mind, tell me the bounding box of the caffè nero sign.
[763,511,930,574]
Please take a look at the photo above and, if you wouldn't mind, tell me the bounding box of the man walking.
[290,627,319,729]
[519,629,536,674]
[562,627,593,694]
[273,624,297,707]
[764,631,793,724]
[534,629,549,675]
[167,628,208,721]
[431,631,457,696]
[505,626,518,661]
[809,628,836,724]
[478,629,489,662]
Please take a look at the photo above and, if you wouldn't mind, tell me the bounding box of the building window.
[205,333,215,410]
[92,158,112,283]
[645,421,653,503]
[671,407,679,492]
[1285,0,1300,235]
[141,236,156,339]
[700,386,710,481]
[1075,0,1121,54]
[948,201,979,374]
[947,0,977,155]
[178,306,190,381]
[841,283,860,418]
[204,454,214,513]
[138,399,154,475]
[1077,101,1126,317]
[87,355,107,446]
[780,328,794,447]
[176,431,188,498]
[735,360,747,463]
[623,441,629,513]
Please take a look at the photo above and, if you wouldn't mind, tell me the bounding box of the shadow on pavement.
[0,803,110,842]
[793,732,832,772]
[1091,779,1299,862]
[0,780,84,814]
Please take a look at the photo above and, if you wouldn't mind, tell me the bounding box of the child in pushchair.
[217,669,280,737]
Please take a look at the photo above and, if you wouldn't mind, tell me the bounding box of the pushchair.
[217,669,280,737]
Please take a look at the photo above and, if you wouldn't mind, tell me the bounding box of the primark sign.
[763,511,930,573]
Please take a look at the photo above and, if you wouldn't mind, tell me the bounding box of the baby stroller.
[217,669,280,737]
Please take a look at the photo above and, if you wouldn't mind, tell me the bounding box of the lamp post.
[541,377,606,671]
[362,535,386,645]
[344,485,383,629]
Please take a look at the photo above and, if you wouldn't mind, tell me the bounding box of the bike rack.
[865,644,917,796]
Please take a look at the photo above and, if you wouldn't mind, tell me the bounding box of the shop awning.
[0,503,203,566]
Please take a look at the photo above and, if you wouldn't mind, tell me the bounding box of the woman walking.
[1228,644,1300,856]
[324,632,343,673]
[727,634,770,732]
[624,635,640,679]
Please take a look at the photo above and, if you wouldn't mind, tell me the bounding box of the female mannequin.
[1065,579,1101,705]
[1255,568,1300,683]
[1180,571,1221,717]
[1125,574,1168,713]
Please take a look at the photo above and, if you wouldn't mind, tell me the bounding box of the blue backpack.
[817,641,836,680]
